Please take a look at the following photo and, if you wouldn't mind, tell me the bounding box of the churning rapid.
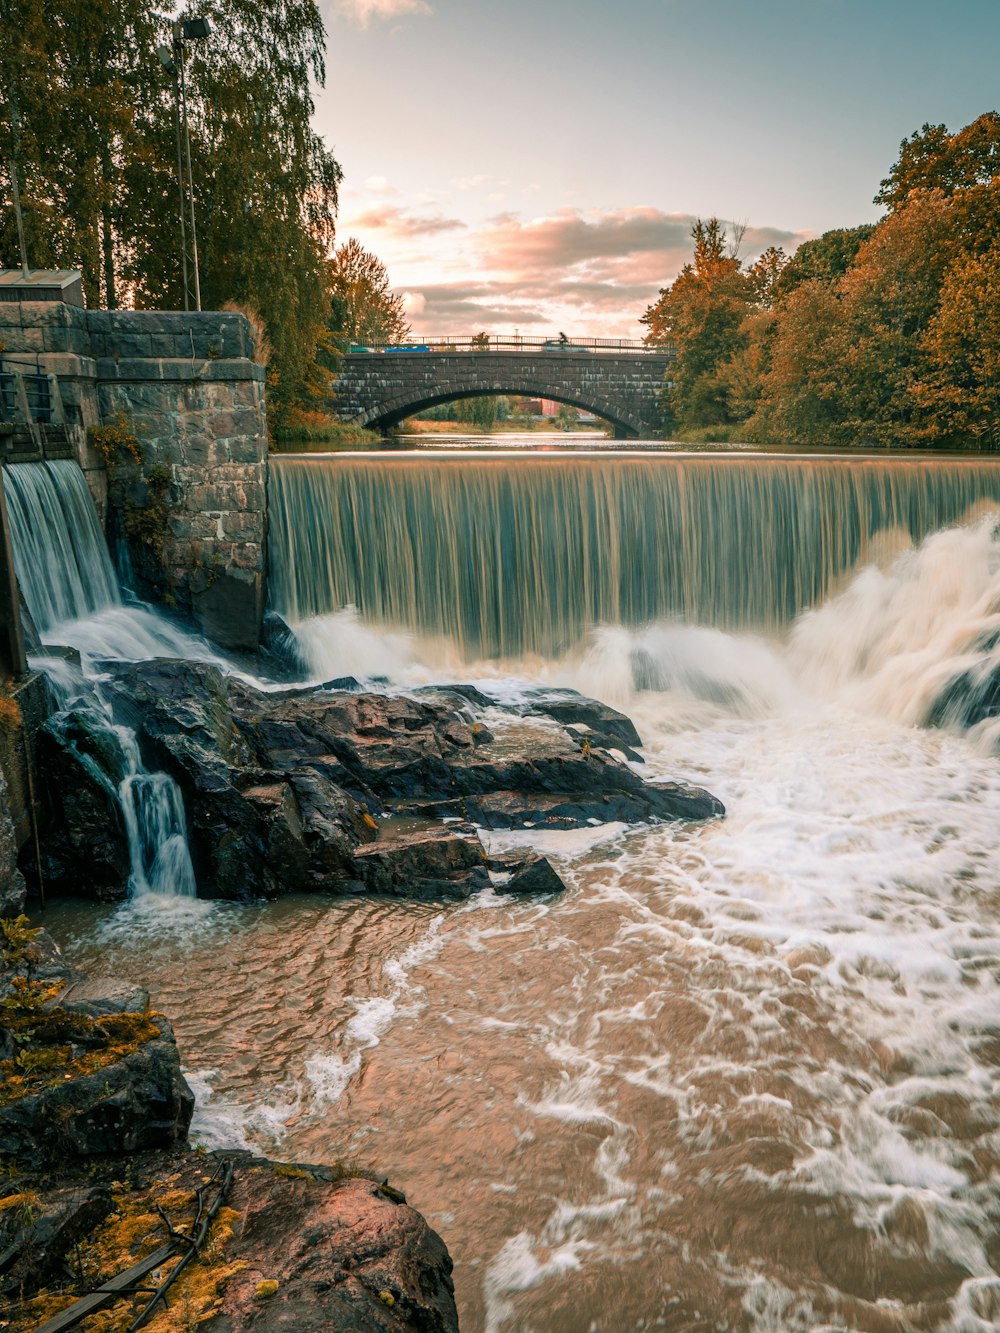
[38,449,1000,1331]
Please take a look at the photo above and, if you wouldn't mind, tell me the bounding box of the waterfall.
[5,460,120,632]
[4,459,197,899]
[268,454,1000,659]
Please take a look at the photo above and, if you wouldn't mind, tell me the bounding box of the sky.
[314,0,1000,337]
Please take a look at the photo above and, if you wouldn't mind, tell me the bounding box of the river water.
[42,445,1000,1331]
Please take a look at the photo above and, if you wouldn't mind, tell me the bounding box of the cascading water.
[5,459,197,898]
[269,452,1000,659]
[4,459,120,630]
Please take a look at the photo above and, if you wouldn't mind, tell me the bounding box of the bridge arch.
[361,383,640,438]
[333,349,671,440]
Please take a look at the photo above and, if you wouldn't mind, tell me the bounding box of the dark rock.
[320,675,364,692]
[521,687,644,747]
[412,682,498,711]
[352,827,489,901]
[96,659,722,902]
[0,1184,112,1293]
[0,922,194,1167]
[494,852,566,896]
[208,1169,458,1332]
[58,978,149,1017]
[0,1009,194,1165]
[929,661,1000,734]
[0,762,25,920]
[35,708,131,901]
[257,609,304,680]
[0,1153,459,1333]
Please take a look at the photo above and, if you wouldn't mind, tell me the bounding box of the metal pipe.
[6,96,29,278]
[178,42,201,312]
[173,62,190,312]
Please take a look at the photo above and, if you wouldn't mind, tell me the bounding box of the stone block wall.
[0,304,269,649]
[334,349,674,439]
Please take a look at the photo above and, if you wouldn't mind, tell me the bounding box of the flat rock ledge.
[35,660,724,903]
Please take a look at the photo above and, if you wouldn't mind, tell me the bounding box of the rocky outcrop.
[34,709,131,901]
[0,933,457,1331]
[85,659,722,903]
[0,919,193,1166]
[0,1153,458,1333]
[204,1159,457,1331]
[0,761,25,920]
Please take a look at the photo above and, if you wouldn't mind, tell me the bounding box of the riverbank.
[0,950,456,1331]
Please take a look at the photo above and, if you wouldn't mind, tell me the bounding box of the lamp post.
[157,15,210,312]
[4,92,30,278]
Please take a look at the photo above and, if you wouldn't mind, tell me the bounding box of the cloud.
[334,0,431,26]
[363,175,395,194]
[347,202,813,335]
[393,282,549,329]
[478,207,809,279]
[350,205,467,238]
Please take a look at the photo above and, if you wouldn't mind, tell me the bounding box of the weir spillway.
[268,451,1000,657]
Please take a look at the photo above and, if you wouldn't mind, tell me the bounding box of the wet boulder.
[351,826,489,901]
[491,851,566,896]
[519,686,644,758]
[99,659,723,904]
[209,1165,458,1332]
[35,708,131,902]
[0,1184,113,1296]
[0,922,193,1167]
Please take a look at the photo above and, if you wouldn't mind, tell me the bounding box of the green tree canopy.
[328,238,411,346]
[1,0,342,421]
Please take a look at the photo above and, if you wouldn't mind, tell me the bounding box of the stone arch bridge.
[332,338,674,439]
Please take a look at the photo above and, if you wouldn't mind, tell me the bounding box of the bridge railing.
[348,335,675,356]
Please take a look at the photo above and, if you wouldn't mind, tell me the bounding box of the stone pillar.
[0,303,270,652]
[98,356,268,651]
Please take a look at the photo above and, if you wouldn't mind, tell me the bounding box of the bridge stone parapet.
[0,300,267,649]
[334,349,673,439]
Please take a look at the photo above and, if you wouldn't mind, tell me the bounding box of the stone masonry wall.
[0,303,268,649]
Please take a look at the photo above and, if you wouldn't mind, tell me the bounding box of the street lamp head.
[156,43,178,74]
[182,16,211,39]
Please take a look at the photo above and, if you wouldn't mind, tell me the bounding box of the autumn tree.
[640,112,1000,449]
[775,226,874,300]
[914,242,1000,448]
[876,112,1000,210]
[328,238,410,346]
[641,219,753,429]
